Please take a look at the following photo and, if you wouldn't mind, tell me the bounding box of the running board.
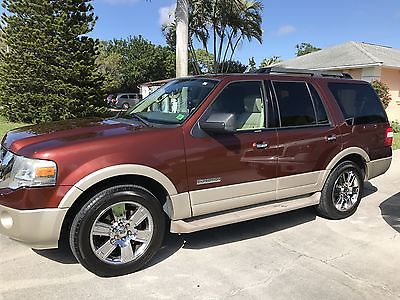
[170,192,321,233]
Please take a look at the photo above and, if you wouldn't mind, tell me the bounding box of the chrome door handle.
[253,142,269,149]
[326,135,337,142]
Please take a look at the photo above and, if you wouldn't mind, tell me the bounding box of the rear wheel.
[317,161,364,219]
[69,185,165,277]
[122,103,130,110]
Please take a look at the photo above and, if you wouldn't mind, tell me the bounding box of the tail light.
[385,127,393,147]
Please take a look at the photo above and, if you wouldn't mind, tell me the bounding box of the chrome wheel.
[332,170,360,212]
[90,201,154,265]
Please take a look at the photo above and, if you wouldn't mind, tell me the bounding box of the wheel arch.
[58,165,177,245]
[322,147,370,186]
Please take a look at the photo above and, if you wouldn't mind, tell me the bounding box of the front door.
[184,80,278,216]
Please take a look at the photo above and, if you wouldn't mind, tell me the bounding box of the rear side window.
[273,81,316,127]
[328,83,388,124]
[309,84,329,125]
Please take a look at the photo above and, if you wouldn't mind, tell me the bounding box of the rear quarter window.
[328,83,388,124]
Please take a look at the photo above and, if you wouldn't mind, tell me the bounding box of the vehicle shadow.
[379,192,400,233]
[33,239,77,264]
[147,206,316,267]
[364,181,378,198]
[34,206,317,268]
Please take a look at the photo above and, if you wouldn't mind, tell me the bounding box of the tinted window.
[309,84,329,124]
[328,83,388,124]
[273,81,316,127]
[119,95,128,99]
[207,81,265,131]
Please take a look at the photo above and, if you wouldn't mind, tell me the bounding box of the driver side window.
[207,81,266,131]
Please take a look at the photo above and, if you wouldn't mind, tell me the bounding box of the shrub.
[392,120,400,133]
[371,80,392,109]
[0,0,105,124]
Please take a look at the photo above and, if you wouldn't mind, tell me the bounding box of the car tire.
[69,184,165,277]
[122,103,130,110]
[317,161,364,220]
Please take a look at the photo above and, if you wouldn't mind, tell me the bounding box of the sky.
[90,0,400,64]
[3,0,400,65]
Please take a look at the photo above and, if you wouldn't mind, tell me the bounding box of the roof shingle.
[278,42,400,70]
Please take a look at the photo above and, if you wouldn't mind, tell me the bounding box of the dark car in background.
[111,93,143,109]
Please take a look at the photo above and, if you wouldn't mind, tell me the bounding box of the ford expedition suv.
[0,68,393,277]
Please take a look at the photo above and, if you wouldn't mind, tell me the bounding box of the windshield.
[123,78,219,124]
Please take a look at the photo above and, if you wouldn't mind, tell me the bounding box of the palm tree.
[172,0,263,75]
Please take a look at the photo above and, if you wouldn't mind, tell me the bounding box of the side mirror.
[199,113,236,134]
[345,117,355,126]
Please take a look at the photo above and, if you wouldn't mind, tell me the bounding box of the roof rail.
[252,67,353,79]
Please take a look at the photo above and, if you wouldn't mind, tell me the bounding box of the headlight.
[0,151,57,189]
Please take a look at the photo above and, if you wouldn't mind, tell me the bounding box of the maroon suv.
[0,68,393,276]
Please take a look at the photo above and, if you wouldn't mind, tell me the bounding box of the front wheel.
[317,161,364,219]
[69,185,165,277]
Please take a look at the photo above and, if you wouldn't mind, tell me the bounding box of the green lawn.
[0,116,27,139]
[394,133,400,150]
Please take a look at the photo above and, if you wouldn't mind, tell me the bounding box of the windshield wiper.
[130,113,151,127]
[119,112,151,127]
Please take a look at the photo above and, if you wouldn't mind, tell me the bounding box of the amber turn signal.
[35,167,56,177]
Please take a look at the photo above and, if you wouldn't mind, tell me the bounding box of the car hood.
[2,118,156,157]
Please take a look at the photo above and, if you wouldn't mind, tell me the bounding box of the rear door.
[270,80,342,200]
[118,94,129,107]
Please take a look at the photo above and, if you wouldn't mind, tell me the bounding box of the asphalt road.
[1,151,400,300]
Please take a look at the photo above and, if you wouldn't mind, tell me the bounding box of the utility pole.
[175,0,189,77]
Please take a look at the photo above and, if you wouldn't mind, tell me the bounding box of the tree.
[192,0,263,73]
[247,57,257,72]
[219,60,247,73]
[260,56,282,68]
[191,49,214,74]
[371,80,392,109]
[98,36,175,93]
[0,29,6,56]
[0,0,104,123]
[163,0,263,74]
[174,0,247,76]
[296,42,321,57]
[97,42,125,94]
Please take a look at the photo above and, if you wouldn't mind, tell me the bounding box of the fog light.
[0,211,13,229]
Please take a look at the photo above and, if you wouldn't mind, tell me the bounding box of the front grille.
[0,146,7,162]
[0,147,13,182]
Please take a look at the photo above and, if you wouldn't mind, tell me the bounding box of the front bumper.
[0,204,67,249]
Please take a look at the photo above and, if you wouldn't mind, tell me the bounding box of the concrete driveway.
[1,151,400,300]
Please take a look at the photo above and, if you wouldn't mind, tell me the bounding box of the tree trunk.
[175,0,189,77]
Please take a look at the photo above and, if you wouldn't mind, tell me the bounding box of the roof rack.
[252,67,353,79]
